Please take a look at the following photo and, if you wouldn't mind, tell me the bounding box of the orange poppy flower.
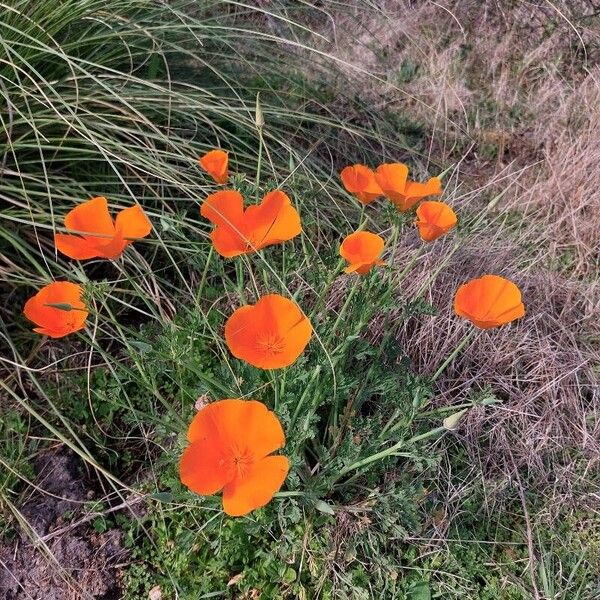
[225,294,312,369]
[201,190,301,258]
[454,275,525,329]
[54,197,151,260]
[180,399,289,517]
[415,201,457,242]
[340,231,386,275]
[199,149,229,184]
[23,281,88,338]
[375,163,441,211]
[340,164,382,204]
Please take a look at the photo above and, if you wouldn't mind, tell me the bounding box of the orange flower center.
[256,332,285,356]
[228,447,255,479]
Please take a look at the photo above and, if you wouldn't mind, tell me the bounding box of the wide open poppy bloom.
[54,197,151,260]
[180,399,289,517]
[225,294,312,369]
[201,190,301,257]
[375,163,441,212]
[340,164,382,204]
[23,281,88,338]
[415,201,457,242]
[454,274,525,329]
[340,231,386,275]
[199,149,228,184]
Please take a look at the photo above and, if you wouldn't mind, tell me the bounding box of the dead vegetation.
[0,448,126,599]
[292,0,600,504]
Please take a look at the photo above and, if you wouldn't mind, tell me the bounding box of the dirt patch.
[0,448,126,599]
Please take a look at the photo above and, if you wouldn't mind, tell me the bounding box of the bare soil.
[0,448,125,600]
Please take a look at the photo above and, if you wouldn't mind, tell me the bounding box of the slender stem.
[334,426,447,481]
[235,260,247,304]
[291,365,322,426]
[432,329,476,381]
[358,204,366,227]
[270,370,279,411]
[386,220,402,266]
[396,244,425,282]
[416,396,497,419]
[255,128,264,199]
[274,491,306,498]
[309,257,345,318]
[331,276,361,336]
[195,246,213,306]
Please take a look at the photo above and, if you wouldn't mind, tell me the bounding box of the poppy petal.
[115,204,152,240]
[253,294,309,337]
[415,201,457,242]
[210,228,248,257]
[243,190,301,249]
[225,296,312,369]
[340,231,385,275]
[64,197,115,239]
[340,165,382,204]
[201,190,244,228]
[403,177,442,201]
[23,282,88,337]
[180,438,233,496]
[199,149,229,184]
[454,275,524,329]
[222,455,289,517]
[92,230,128,259]
[201,190,247,256]
[187,399,285,459]
[374,163,409,194]
[54,234,103,260]
[223,306,261,363]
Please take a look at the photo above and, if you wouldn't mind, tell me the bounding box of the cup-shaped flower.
[225,294,312,369]
[201,190,301,257]
[375,163,441,212]
[23,281,88,338]
[199,149,228,184]
[415,201,457,242]
[54,197,151,260]
[340,164,382,204]
[180,399,289,517]
[454,275,525,329]
[340,231,386,275]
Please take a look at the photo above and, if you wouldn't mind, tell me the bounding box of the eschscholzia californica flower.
[375,163,441,212]
[23,281,88,338]
[415,201,457,242]
[201,190,301,258]
[454,274,525,329]
[225,294,312,369]
[340,231,386,275]
[180,399,289,517]
[199,149,228,184]
[340,164,382,204]
[54,197,151,260]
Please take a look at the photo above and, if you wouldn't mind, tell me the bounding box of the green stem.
[270,370,280,411]
[235,260,247,304]
[309,257,345,318]
[291,365,322,427]
[334,426,447,482]
[396,244,425,282]
[331,276,361,336]
[432,329,476,381]
[195,246,213,305]
[255,128,264,199]
[274,491,306,498]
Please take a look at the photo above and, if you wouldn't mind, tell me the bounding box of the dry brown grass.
[291,0,600,504]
